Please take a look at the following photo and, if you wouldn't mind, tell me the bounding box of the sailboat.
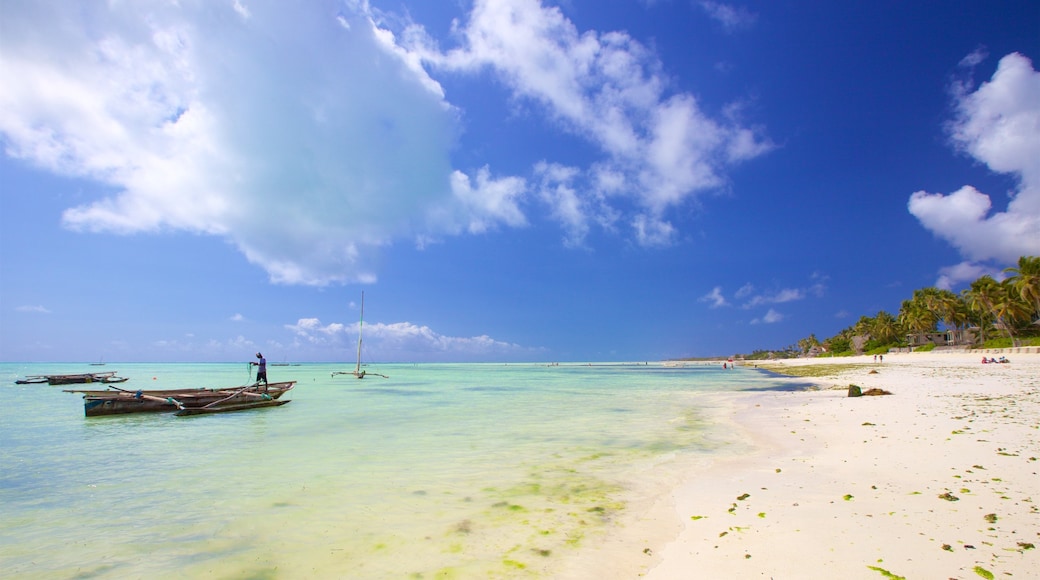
[332,292,388,379]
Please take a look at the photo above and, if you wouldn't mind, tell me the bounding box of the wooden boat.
[332,292,388,379]
[65,381,295,417]
[16,371,126,385]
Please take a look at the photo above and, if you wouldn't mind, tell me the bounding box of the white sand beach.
[635,351,1040,579]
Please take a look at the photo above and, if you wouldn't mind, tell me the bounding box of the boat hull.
[69,382,295,417]
[174,399,291,416]
[17,372,123,385]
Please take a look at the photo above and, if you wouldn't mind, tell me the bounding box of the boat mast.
[355,291,364,376]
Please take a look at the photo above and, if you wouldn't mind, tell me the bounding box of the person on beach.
[252,352,268,387]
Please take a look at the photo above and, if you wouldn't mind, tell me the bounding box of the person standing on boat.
[252,352,268,388]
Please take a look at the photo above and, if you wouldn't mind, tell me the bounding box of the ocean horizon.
[1,361,793,578]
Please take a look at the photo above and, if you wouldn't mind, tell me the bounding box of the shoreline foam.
[639,352,1040,579]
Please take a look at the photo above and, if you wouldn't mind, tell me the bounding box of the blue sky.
[1,0,1038,363]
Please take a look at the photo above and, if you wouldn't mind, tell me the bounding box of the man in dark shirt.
[252,352,268,387]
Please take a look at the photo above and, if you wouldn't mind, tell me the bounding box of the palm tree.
[924,288,965,331]
[994,278,1033,346]
[1004,255,1040,322]
[899,292,938,335]
[869,310,900,345]
[797,333,820,355]
[962,276,1001,344]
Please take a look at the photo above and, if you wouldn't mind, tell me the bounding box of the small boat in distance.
[332,292,388,379]
[65,381,296,417]
[16,371,127,385]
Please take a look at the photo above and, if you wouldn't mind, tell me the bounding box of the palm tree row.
[807,256,1040,355]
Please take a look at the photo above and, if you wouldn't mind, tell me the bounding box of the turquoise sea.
[0,362,791,579]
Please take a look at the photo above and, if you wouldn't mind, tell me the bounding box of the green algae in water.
[843,494,854,501]
[690,515,707,521]
[866,565,906,579]
[984,513,998,523]
[2,361,779,579]
[973,566,994,579]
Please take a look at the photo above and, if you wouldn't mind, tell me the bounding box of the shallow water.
[0,362,784,578]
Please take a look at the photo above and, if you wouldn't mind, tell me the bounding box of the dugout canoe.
[65,381,295,417]
[17,371,126,385]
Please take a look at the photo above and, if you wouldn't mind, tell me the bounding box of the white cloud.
[230,313,245,322]
[808,271,829,297]
[0,1,479,286]
[935,261,1003,290]
[959,47,988,69]
[0,0,769,285]
[413,0,771,245]
[285,317,539,362]
[16,305,51,314]
[698,1,757,32]
[442,167,527,235]
[750,308,783,324]
[699,286,728,308]
[702,276,820,312]
[534,161,591,247]
[908,52,1040,269]
[742,287,805,308]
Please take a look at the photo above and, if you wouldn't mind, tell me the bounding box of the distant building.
[906,328,979,349]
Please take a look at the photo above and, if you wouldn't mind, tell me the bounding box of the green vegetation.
[734,256,1040,359]
[754,363,865,378]
[867,565,906,579]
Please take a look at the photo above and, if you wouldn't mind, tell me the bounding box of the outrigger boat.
[16,371,127,385]
[64,381,295,417]
[332,291,388,379]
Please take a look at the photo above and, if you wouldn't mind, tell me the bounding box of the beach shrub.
[865,343,896,355]
[913,343,936,352]
[982,336,1040,349]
